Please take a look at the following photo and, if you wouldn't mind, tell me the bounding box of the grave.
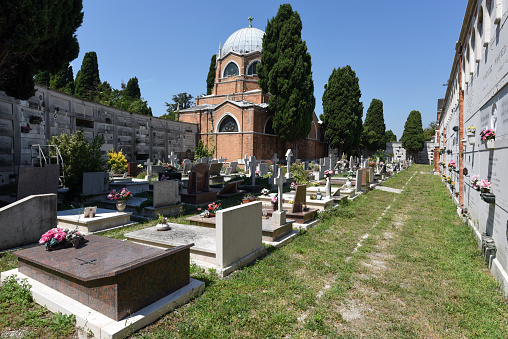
[126,202,266,276]
[285,149,293,179]
[127,162,141,177]
[182,159,193,174]
[168,152,178,167]
[224,167,232,175]
[109,178,149,194]
[264,185,319,228]
[143,179,183,218]
[271,153,279,183]
[229,161,238,173]
[217,179,245,198]
[179,163,219,204]
[57,207,134,234]
[356,169,363,192]
[257,163,268,176]
[144,159,153,181]
[17,165,60,200]
[2,235,203,339]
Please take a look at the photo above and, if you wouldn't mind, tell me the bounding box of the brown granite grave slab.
[179,188,219,204]
[292,185,306,213]
[265,208,318,224]
[14,235,192,321]
[217,179,245,198]
[187,163,210,193]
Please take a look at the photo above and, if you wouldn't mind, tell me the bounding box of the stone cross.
[248,156,260,186]
[244,155,250,174]
[169,152,178,167]
[285,149,293,179]
[144,159,153,180]
[273,167,286,212]
[219,156,227,163]
[271,153,279,183]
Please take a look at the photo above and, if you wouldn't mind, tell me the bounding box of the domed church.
[178,20,327,161]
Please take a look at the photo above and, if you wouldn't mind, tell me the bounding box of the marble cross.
[271,153,279,183]
[144,159,153,180]
[285,149,293,178]
[169,152,178,167]
[273,168,286,211]
[244,155,250,174]
[248,156,260,186]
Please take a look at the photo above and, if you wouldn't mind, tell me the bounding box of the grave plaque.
[17,165,59,200]
[209,163,223,176]
[292,185,307,213]
[187,163,210,193]
[153,180,181,208]
[182,159,193,174]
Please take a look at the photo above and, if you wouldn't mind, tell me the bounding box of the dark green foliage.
[95,80,152,116]
[34,71,51,86]
[0,0,83,99]
[49,63,74,94]
[322,65,363,156]
[49,130,106,197]
[289,162,309,185]
[401,110,425,160]
[423,120,438,141]
[74,51,100,99]
[385,129,397,142]
[194,140,215,160]
[362,98,386,151]
[257,4,315,157]
[124,76,141,99]
[164,92,194,120]
[206,54,217,95]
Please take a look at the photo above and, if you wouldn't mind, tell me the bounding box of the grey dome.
[220,27,264,59]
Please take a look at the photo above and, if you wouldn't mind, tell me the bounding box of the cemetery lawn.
[0,164,507,337]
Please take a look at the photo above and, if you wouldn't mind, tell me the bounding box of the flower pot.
[486,139,495,150]
[156,223,170,231]
[467,134,475,145]
[481,192,495,204]
[116,200,126,212]
[242,199,250,204]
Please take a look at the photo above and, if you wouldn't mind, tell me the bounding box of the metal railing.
[30,144,65,187]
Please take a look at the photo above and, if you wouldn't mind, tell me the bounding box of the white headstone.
[325,177,331,198]
[182,159,193,174]
[355,169,363,192]
[153,180,181,208]
[230,161,238,172]
[169,152,178,167]
[258,163,268,176]
[244,155,250,174]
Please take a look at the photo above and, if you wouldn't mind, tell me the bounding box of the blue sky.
[73,0,466,140]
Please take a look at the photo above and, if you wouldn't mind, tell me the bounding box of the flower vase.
[116,200,126,212]
[467,133,475,145]
[486,139,495,150]
[209,212,215,218]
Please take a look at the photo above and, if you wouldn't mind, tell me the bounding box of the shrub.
[290,163,309,185]
[107,149,128,174]
[194,140,215,160]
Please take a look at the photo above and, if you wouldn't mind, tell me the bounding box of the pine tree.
[206,54,216,95]
[34,71,51,87]
[401,110,425,160]
[124,77,141,99]
[0,0,83,99]
[74,51,100,99]
[257,4,315,158]
[322,66,363,156]
[362,98,386,151]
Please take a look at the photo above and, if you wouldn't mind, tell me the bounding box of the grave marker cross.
[144,159,153,180]
[271,153,279,183]
[169,152,178,167]
[248,156,260,186]
[285,149,293,178]
[273,168,286,211]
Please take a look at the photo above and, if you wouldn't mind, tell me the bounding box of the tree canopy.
[163,93,194,120]
[95,80,152,116]
[362,98,386,152]
[385,130,397,142]
[74,51,100,99]
[206,54,217,95]
[423,120,438,141]
[322,65,363,156]
[124,77,141,99]
[257,3,315,158]
[401,110,425,160]
[0,0,83,99]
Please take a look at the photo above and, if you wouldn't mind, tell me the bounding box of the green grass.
[1,165,507,338]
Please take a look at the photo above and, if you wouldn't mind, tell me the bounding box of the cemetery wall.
[0,85,198,174]
[437,0,508,293]
[0,193,56,251]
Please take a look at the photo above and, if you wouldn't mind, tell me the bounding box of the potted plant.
[242,193,257,204]
[206,202,221,216]
[480,129,495,149]
[107,188,132,212]
[290,182,297,191]
[155,214,170,231]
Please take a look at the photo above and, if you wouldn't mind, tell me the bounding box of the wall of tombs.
[0,85,198,175]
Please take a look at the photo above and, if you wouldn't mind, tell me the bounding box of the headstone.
[217,179,244,197]
[244,155,250,174]
[272,168,286,225]
[248,156,260,186]
[356,169,363,192]
[258,163,268,176]
[230,162,238,172]
[285,149,293,178]
[368,167,375,183]
[209,163,223,176]
[182,159,193,174]
[292,185,306,213]
[271,153,279,183]
[144,159,153,180]
[153,180,181,208]
[169,152,178,167]
[325,177,331,198]
[224,167,232,175]
[210,159,219,164]
[81,171,109,196]
[187,163,210,193]
[17,165,60,200]
[127,162,141,177]
[349,156,354,169]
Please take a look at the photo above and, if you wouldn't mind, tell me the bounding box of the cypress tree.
[50,63,74,94]
[362,98,386,151]
[401,110,425,160]
[257,4,315,158]
[385,130,397,142]
[34,71,51,87]
[322,65,363,156]
[206,54,217,95]
[0,0,83,99]
[74,51,100,99]
[125,76,141,99]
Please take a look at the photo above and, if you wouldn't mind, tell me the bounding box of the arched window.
[247,61,260,75]
[223,62,239,77]
[264,118,275,135]
[219,116,238,132]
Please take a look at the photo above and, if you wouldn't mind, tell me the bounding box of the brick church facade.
[178,25,327,161]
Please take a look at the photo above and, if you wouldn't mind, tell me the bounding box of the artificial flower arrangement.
[271,194,284,209]
[447,160,456,170]
[290,182,297,190]
[479,179,492,192]
[446,176,452,184]
[243,193,256,201]
[480,129,495,140]
[255,170,260,177]
[467,126,476,134]
[324,170,334,177]
[39,228,85,250]
[107,188,132,201]
[207,202,221,213]
[157,214,169,224]
[261,188,270,195]
[471,175,480,191]
[137,164,143,169]
[20,123,32,133]
[164,164,177,172]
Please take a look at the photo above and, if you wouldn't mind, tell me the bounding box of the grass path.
[1,165,507,338]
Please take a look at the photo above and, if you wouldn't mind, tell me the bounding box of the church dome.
[220,27,264,59]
